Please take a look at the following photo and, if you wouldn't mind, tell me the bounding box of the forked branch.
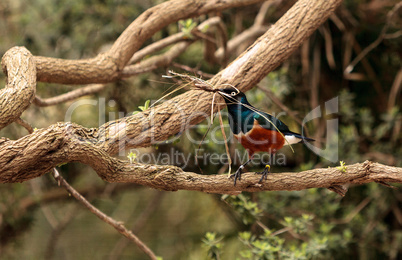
[1,0,370,196]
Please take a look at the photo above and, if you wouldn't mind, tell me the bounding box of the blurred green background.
[0,0,401,259]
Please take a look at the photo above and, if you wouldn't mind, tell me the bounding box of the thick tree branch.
[0,0,346,188]
[1,125,400,195]
[88,160,402,195]
[34,0,263,84]
[4,120,397,195]
[0,121,400,193]
[0,47,36,129]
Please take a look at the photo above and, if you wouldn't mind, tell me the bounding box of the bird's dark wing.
[253,111,290,133]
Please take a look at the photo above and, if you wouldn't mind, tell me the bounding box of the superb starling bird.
[217,87,314,185]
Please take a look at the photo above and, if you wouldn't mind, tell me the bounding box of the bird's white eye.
[231,92,236,96]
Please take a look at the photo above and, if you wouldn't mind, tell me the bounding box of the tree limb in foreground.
[4,0,397,197]
[0,123,400,194]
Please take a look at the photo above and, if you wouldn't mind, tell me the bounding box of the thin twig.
[254,1,278,26]
[319,23,336,69]
[257,217,305,241]
[215,19,229,65]
[256,85,304,126]
[125,18,225,76]
[344,2,402,75]
[349,36,386,106]
[129,34,189,65]
[384,30,402,39]
[51,168,158,260]
[15,117,34,133]
[18,183,140,212]
[311,43,320,128]
[214,21,269,61]
[331,197,371,224]
[109,191,165,260]
[122,42,191,77]
[30,179,58,228]
[214,0,283,62]
[120,64,159,78]
[128,17,222,65]
[329,13,345,31]
[388,69,402,111]
[34,84,107,107]
[217,103,232,176]
[45,205,79,260]
[171,62,215,78]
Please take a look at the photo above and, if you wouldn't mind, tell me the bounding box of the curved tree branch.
[122,17,224,77]
[0,47,36,129]
[1,122,400,194]
[34,84,107,107]
[121,41,192,77]
[1,125,401,195]
[1,0,344,181]
[4,0,382,197]
[34,0,263,84]
[128,17,223,65]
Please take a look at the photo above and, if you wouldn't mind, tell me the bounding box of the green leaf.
[127,151,137,164]
[143,99,150,110]
[138,100,151,111]
[337,161,347,173]
[239,231,251,241]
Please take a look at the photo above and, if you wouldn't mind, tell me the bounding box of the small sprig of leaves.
[179,18,197,39]
[127,151,137,164]
[282,214,314,235]
[221,194,263,225]
[132,100,150,115]
[337,161,347,173]
[202,232,223,260]
[238,229,284,259]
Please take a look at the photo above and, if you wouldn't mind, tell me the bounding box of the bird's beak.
[216,89,226,95]
[216,90,227,98]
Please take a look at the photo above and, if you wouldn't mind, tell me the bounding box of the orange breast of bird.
[234,120,285,156]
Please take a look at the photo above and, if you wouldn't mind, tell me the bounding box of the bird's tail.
[294,133,315,142]
[283,131,315,145]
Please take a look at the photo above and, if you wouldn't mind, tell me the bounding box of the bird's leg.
[230,158,252,186]
[257,165,271,183]
[256,154,273,183]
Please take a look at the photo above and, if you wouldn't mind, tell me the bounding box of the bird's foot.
[256,165,271,183]
[229,165,244,186]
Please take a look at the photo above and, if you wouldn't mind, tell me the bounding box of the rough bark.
[34,0,263,84]
[1,121,400,195]
[1,125,400,193]
[4,0,398,196]
[0,47,36,129]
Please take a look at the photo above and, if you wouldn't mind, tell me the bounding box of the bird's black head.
[217,87,246,103]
